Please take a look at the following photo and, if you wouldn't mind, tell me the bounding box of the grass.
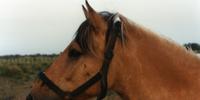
[0,54,58,99]
[0,54,57,81]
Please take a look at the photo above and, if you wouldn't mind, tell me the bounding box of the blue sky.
[0,0,199,55]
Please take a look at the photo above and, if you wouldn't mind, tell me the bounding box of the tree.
[184,43,200,53]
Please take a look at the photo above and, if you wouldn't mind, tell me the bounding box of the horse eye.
[68,49,82,59]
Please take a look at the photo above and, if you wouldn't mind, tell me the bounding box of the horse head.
[27,1,126,100]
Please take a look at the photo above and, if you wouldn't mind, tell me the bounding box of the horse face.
[29,41,105,100]
[28,1,113,100]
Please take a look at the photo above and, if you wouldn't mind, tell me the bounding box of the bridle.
[38,14,121,100]
[38,14,120,100]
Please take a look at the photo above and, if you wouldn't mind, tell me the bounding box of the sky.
[0,0,199,55]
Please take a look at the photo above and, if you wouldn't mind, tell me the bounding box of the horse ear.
[85,0,95,13]
[84,0,106,30]
[82,5,89,19]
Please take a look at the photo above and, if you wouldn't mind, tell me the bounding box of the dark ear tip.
[85,0,89,5]
[85,0,95,12]
[85,0,89,7]
[82,5,86,10]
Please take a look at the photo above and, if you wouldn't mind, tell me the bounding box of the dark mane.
[74,11,115,53]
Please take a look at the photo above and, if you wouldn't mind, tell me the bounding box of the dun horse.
[27,1,200,100]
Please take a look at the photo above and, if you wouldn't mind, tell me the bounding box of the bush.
[184,43,200,53]
[0,65,23,79]
[0,54,58,81]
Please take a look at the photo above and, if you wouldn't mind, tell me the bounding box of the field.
[0,54,57,99]
[0,54,121,100]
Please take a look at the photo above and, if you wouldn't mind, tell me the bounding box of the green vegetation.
[0,54,58,99]
[0,54,58,81]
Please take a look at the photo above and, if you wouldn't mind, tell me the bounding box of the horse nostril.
[26,94,33,100]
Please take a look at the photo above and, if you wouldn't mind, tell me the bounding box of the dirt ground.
[0,77,32,100]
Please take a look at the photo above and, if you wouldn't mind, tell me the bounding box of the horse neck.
[112,21,200,99]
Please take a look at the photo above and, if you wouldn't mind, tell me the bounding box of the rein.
[38,14,121,100]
